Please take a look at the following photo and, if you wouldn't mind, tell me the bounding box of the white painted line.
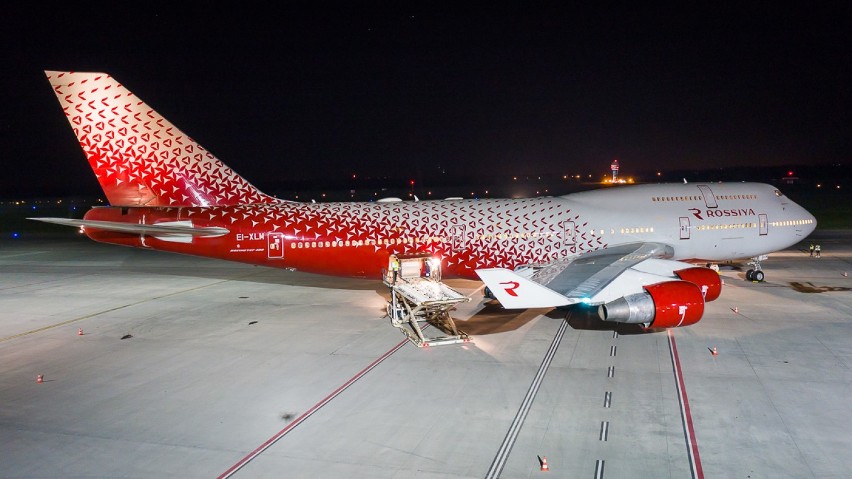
[485,318,569,479]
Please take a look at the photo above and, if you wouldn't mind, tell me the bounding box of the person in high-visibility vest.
[809,243,815,257]
[391,257,400,283]
[815,244,821,258]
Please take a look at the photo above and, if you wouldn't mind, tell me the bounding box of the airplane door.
[562,221,576,254]
[697,185,718,208]
[759,214,768,236]
[679,217,690,240]
[267,232,284,259]
[449,225,466,253]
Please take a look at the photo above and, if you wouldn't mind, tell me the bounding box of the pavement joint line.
[485,315,569,479]
[216,337,410,479]
[0,271,263,343]
[0,250,50,259]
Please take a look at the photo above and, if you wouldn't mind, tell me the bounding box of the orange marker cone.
[540,455,549,472]
[78,328,84,336]
[37,374,44,383]
[711,347,718,356]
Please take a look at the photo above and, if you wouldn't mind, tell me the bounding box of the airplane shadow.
[453,301,546,335]
[453,301,651,336]
[561,306,652,335]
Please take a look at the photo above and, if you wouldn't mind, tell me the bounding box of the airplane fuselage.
[82,182,816,280]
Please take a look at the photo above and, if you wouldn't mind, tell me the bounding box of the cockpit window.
[774,190,784,197]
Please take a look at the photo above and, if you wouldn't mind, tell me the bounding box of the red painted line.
[667,329,705,479]
[216,338,410,479]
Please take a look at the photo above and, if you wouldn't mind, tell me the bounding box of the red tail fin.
[45,71,277,207]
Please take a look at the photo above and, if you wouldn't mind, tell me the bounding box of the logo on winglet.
[500,281,520,297]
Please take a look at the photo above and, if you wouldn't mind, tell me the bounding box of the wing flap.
[532,243,675,303]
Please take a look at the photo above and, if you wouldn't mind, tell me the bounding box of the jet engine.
[597,280,705,328]
[674,267,722,301]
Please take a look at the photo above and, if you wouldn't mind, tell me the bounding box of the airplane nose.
[799,204,818,236]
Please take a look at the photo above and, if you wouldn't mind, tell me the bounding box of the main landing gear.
[745,255,768,282]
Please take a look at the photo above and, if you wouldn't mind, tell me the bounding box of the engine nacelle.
[675,267,722,301]
[597,280,705,328]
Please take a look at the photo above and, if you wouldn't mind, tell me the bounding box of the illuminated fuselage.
[82,182,816,279]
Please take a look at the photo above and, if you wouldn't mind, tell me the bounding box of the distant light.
[788,171,794,176]
[817,184,822,188]
[409,180,415,186]
[581,297,591,304]
[12,233,19,238]
[657,172,662,176]
[32,206,37,210]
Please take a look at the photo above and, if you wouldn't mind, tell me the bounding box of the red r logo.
[500,281,520,297]
[688,208,703,220]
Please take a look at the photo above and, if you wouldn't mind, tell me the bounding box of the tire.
[484,287,493,299]
[745,269,754,281]
[753,270,765,282]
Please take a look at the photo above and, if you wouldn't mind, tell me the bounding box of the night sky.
[2,4,850,198]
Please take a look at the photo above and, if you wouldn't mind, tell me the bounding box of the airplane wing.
[530,242,676,303]
[476,242,688,308]
[28,218,229,237]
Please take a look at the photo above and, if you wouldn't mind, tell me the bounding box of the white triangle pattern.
[185,198,603,276]
[46,71,276,207]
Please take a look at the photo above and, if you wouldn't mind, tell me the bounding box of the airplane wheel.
[745,269,754,281]
[753,270,765,282]
[484,287,493,299]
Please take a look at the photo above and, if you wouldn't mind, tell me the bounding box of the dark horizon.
[2,162,848,203]
[2,5,849,199]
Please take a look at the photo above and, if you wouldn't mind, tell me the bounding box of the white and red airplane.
[34,71,817,329]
